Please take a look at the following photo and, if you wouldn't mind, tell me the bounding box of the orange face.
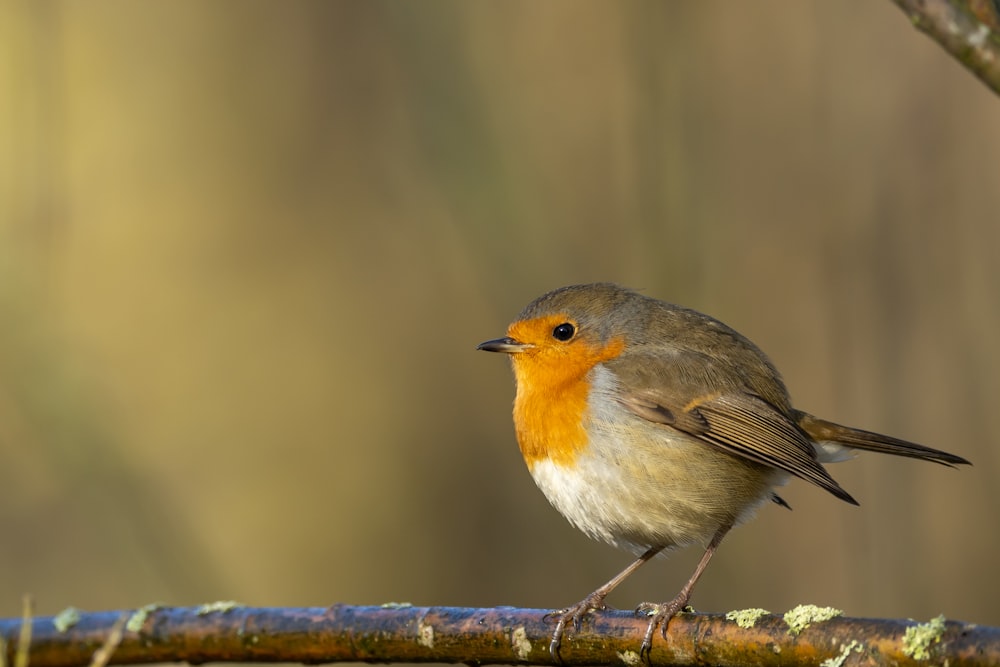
[504,314,625,469]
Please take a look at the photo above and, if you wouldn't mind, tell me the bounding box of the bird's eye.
[552,322,576,341]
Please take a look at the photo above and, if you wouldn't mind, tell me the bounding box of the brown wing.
[612,353,858,505]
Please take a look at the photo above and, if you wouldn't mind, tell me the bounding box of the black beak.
[477,336,533,353]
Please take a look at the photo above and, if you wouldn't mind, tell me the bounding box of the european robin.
[478,283,969,660]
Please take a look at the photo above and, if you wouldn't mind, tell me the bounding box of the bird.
[477,283,969,660]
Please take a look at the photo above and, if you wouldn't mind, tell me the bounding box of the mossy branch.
[892,0,1000,95]
[0,604,997,666]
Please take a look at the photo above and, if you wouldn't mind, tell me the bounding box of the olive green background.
[2,2,997,626]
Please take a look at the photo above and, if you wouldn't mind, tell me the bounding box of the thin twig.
[87,615,128,667]
[14,596,31,667]
[893,0,1000,94]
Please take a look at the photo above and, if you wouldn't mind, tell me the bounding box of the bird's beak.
[477,336,533,353]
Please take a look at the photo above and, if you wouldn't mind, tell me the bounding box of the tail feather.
[793,410,971,467]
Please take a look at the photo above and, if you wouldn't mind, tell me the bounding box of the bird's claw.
[634,599,690,662]
[544,594,610,663]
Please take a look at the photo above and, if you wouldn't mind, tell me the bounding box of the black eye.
[552,322,575,341]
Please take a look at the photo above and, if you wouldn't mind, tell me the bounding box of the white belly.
[527,367,784,553]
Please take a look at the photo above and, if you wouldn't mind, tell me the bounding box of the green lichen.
[725,608,770,629]
[126,603,163,633]
[416,620,434,649]
[380,601,413,608]
[196,601,241,615]
[617,649,642,665]
[52,607,82,632]
[821,639,863,667]
[783,604,843,635]
[510,626,532,661]
[902,614,947,660]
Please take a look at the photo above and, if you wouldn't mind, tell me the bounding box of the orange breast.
[510,336,624,469]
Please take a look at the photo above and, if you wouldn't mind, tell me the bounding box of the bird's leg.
[547,546,663,662]
[636,525,731,662]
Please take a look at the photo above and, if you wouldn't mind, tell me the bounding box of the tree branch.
[0,604,997,666]
[893,0,1000,95]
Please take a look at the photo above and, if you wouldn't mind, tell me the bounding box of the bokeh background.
[1,2,998,628]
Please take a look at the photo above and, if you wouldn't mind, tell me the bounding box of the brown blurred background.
[1,2,997,626]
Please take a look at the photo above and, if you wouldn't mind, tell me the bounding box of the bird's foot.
[544,591,612,662]
[634,596,691,662]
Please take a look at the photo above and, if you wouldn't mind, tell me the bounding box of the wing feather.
[612,353,857,505]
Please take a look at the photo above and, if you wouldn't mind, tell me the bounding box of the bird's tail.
[793,410,971,467]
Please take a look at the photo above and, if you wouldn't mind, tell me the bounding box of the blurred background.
[1,2,998,627]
